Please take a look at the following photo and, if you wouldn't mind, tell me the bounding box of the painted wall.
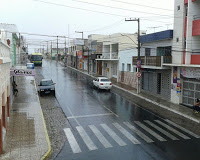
[172,0,185,64]
[141,39,173,56]
[119,48,137,71]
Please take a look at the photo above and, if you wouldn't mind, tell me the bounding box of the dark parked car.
[38,79,55,96]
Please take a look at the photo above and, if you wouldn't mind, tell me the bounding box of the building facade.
[0,33,11,153]
[134,30,173,100]
[165,0,200,106]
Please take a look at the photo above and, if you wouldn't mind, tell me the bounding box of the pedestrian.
[13,81,18,96]
[193,98,200,113]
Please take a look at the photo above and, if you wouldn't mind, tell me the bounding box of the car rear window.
[100,79,109,82]
[41,81,53,86]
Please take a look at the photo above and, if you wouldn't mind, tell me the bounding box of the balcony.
[132,56,172,69]
[192,15,200,36]
[96,52,119,61]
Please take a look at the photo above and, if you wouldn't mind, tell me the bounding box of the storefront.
[181,67,200,106]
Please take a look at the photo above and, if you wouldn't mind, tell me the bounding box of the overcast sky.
[0,0,174,51]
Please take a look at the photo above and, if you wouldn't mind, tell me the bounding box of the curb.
[32,78,52,159]
[40,109,52,160]
[113,84,200,124]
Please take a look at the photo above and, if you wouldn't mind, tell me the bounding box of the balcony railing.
[132,56,172,67]
[96,52,118,59]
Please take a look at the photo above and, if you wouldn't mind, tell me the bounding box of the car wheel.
[40,91,43,96]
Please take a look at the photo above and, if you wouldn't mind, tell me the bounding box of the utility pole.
[47,41,48,55]
[57,36,58,61]
[125,18,141,94]
[51,41,52,60]
[19,33,21,65]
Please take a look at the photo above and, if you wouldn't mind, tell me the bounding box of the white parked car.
[93,77,112,90]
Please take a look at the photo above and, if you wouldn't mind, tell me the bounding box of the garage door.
[182,81,200,106]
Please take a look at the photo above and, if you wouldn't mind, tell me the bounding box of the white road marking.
[67,113,114,119]
[76,126,98,151]
[134,121,167,141]
[144,120,179,140]
[100,124,126,146]
[113,123,141,144]
[165,119,200,138]
[124,122,154,143]
[89,125,113,148]
[102,105,119,117]
[154,120,191,140]
[64,128,82,153]
[113,85,200,124]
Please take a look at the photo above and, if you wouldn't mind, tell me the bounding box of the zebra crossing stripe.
[134,121,167,141]
[113,123,141,144]
[76,126,98,151]
[144,120,179,140]
[154,120,190,140]
[64,128,82,153]
[124,122,154,143]
[100,124,127,146]
[89,125,113,148]
[165,119,200,138]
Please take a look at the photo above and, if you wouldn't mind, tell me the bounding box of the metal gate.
[182,80,200,106]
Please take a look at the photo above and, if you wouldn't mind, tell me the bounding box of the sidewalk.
[0,76,51,160]
[62,62,200,125]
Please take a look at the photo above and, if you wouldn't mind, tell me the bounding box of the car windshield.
[41,80,53,86]
[32,55,42,61]
[100,79,109,82]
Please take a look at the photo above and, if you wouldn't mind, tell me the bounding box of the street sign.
[10,69,35,76]
[136,60,141,68]
[136,72,142,78]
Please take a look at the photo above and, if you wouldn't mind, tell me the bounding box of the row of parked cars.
[38,77,112,96]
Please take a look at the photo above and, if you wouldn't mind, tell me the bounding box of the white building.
[96,33,140,80]
[0,31,11,154]
[132,30,173,100]
[164,0,200,106]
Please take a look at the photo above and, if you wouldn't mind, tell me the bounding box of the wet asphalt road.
[37,60,200,160]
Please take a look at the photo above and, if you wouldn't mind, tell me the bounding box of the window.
[145,48,151,56]
[157,46,172,56]
[177,5,180,11]
[133,66,137,72]
[127,64,131,72]
[185,6,188,17]
[184,38,186,49]
[176,38,179,42]
[122,63,125,71]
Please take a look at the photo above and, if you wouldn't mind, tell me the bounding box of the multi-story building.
[0,24,19,67]
[67,39,88,70]
[88,34,105,75]
[164,0,200,106]
[0,30,11,153]
[96,33,141,80]
[132,30,173,100]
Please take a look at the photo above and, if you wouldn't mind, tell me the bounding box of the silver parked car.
[38,79,56,96]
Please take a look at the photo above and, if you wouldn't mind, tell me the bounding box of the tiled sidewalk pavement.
[0,76,51,160]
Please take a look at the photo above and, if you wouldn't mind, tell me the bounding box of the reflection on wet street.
[37,60,200,160]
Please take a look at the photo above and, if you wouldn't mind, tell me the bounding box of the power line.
[107,0,173,11]
[5,30,69,38]
[70,0,174,18]
[33,0,175,22]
